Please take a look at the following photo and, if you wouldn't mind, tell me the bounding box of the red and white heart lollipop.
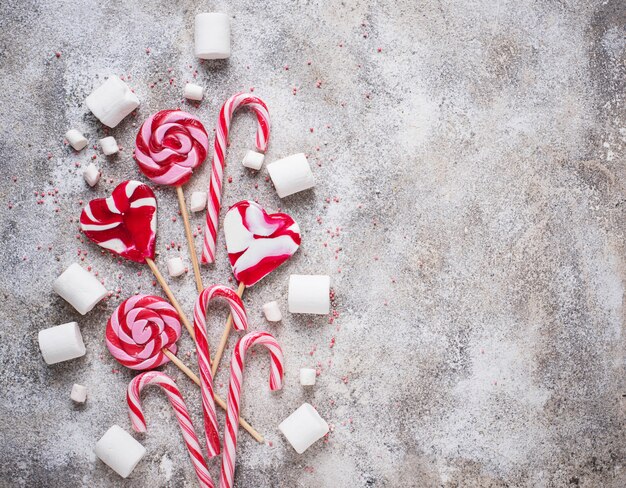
[80,180,157,263]
[80,180,196,339]
[224,200,301,287]
[211,200,300,375]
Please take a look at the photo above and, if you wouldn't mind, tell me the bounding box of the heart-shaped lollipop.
[80,180,157,263]
[80,181,196,342]
[224,200,301,287]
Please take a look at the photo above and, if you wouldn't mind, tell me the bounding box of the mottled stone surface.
[0,0,624,487]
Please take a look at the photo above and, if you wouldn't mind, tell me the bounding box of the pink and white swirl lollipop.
[127,371,215,488]
[193,285,250,457]
[106,295,181,370]
[135,109,209,292]
[220,331,284,488]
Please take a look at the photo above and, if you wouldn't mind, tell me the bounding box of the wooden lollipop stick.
[145,257,195,340]
[176,186,204,293]
[211,281,246,376]
[162,348,264,443]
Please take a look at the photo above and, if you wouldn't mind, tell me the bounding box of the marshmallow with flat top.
[83,163,100,187]
[71,384,88,403]
[183,83,204,101]
[99,136,119,155]
[38,322,86,365]
[262,301,282,322]
[300,368,317,386]
[267,153,315,198]
[242,150,265,170]
[190,191,207,212]
[167,257,185,277]
[195,13,231,60]
[279,403,329,453]
[86,75,140,128]
[53,263,108,315]
[95,425,146,478]
[288,274,330,314]
[65,129,88,151]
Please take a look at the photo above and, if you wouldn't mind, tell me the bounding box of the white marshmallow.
[85,75,140,128]
[288,275,330,314]
[262,301,282,322]
[99,136,119,155]
[267,153,315,198]
[83,163,100,187]
[279,403,329,454]
[71,384,88,403]
[190,191,207,212]
[195,13,231,59]
[167,257,185,277]
[65,129,88,151]
[183,83,204,101]
[95,425,146,478]
[300,368,317,386]
[38,322,86,365]
[242,150,265,170]
[53,263,108,315]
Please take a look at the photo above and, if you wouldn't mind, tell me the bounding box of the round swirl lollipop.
[106,295,181,370]
[135,110,209,292]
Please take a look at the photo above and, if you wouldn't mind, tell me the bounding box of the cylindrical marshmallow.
[300,368,316,386]
[288,274,330,314]
[85,75,140,128]
[83,163,100,187]
[38,322,86,365]
[95,425,146,478]
[167,256,185,277]
[183,83,204,101]
[267,153,315,198]
[279,403,329,454]
[53,263,108,315]
[99,136,119,155]
[71,384,88,403]
[189,191,207,212]
[242,150,265,170]
[65,129,88,151]
[262,301,282,322]
[195,13,231,60]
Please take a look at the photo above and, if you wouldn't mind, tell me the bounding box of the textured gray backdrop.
[0,0,624,487]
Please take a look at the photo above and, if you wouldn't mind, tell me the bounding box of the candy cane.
[194,285,249,458]
[127,371,215,488]
[201,93,270,264]
[220,331,284,488]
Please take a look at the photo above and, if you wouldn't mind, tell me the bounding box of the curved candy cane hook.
[202,93,271,264]
[194,285,249,457]
[127,371,215,488]
[220,331,284,488]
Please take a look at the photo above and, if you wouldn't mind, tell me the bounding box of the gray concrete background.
[0,0,624,486]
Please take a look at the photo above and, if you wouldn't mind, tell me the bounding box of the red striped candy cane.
[220,331,284,488]
[194,285,249,458]
[201,93,270,264]
[127,371,215,488]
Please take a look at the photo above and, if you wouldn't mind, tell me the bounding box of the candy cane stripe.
[202,93,270,264]
[127,371,214,488]
[219,331,284,488]
[193,285,250,458]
